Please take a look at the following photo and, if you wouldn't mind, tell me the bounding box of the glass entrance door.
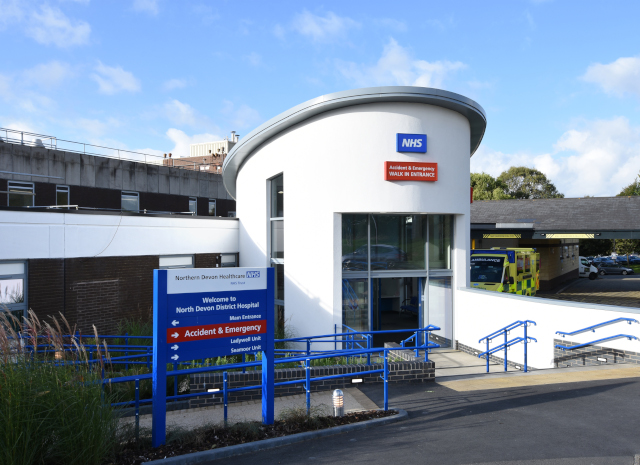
[371,277,422,346]
[426,277,453,348]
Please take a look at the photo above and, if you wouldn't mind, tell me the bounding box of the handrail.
[556,318,640,337]
[399,325,441,362]
[479,320,536,343]
[555,334,639,351]
[477,320,537,373]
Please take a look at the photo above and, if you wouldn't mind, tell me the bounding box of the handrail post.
[334,324,337,351]
[424,330,429,362]
[305,358,311,415]
[306,339,310,357]
[504,330,508,372]
[135,379,140,441]
[524,323,528,373]
[125,332,129,372]
[223,371,228,427]
[383,349,389,411]
[486,339,489,373]
[366,335,371,366]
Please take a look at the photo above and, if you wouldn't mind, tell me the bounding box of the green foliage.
[497,166,564,199]
[470,172,513,200]
[615,239,639,263]
[617,172,640,196]
[578,239,613,257]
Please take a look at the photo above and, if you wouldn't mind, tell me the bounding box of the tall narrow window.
[208,199,216,216]
[8,182,34,207]
[0,261,27,324]
[56,185,70,207]
[269,174,284,333]
[189,197,197,215]
[121,191,139,212]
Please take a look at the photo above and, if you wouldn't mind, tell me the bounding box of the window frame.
[56,185,70,207]
[159,255,195,269]
[0,260,28,321]
[7,181,35,207]
[208,199,217,216]
[188,197,197,215]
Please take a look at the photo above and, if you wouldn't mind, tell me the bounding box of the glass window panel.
[271,220,284,259]
[270,174,283,218]
[427,277,452,348]
[8,182,34,207]
[0,263,25,275]
[0,278,24,304]
[370,215,427,270]
[342,278,368,333]
[121,192,139,212]
[189,198,197,214]
[159,255,194,268]
[208,200,216,216]
[221,254,237,267]
[273,264,284,301]
[342,214,368,271]
[56,189,69,206]
[428,215,453,269]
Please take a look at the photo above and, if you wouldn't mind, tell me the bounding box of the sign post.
[152,267,274,447]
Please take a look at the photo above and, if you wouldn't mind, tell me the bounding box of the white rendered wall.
[455,287,640,369]
[235,102,471,340]
[0,211,238,259]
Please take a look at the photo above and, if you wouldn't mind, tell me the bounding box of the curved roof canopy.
[222,86,486,199]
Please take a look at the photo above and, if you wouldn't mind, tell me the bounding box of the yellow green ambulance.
[470,248,540,296]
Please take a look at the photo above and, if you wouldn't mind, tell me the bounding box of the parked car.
[616,255,640,265]
[592,257,615,266]
[596,263,635,275]
[342,244,408,270]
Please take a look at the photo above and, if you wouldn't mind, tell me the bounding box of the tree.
[617,172,640,196]
[497,166,564,199]
[470,173,513,200]
[615,239,640,264]
[579,239,613,257]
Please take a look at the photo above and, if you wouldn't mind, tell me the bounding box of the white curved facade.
[228,88,485,341]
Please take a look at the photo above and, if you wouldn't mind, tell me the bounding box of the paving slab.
[430,349,519,378]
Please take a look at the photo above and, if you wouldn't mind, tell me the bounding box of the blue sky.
[1,0,640,197]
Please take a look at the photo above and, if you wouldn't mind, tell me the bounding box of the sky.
[1,0,640,198]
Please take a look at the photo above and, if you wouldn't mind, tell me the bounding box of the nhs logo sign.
[246,271,261,278]
[397,133,427,153]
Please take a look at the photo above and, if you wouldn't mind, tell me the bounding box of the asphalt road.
[221,378,640,465]
[537,275,640,308]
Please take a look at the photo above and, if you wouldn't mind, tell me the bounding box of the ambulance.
[470,248,540,296]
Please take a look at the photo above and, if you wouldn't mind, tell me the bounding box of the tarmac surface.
[536,275,640,308]
[220,364,640,465]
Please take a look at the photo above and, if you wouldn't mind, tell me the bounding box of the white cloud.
[72,117,121,137]
[471,117,640,197]
[337,38,466,88]
[163,78,188,91]
[133,0,159,15]
[221,101,261,130]
[23,61,73,88]
[0,72,55,112]
[166,128,223,157]
[0,0,23,30]
[27,5,90,47]
[273,24,285,40]
[92,62,141,95]
[292,10,359,42]
[192,4,219,25]
[582,56,640,97]
[164,99,199,126]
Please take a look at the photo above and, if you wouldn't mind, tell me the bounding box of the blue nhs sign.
[397,133,427,153]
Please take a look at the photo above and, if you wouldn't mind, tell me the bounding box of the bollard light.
[332,389,344,417]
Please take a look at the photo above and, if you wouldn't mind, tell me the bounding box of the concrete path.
[430,349,519,378]
[121,387,377,431]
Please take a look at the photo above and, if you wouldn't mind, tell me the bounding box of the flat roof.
[222,86,486,199]
[471,197,640,239]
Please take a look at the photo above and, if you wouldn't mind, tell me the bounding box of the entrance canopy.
[471,197,640,240]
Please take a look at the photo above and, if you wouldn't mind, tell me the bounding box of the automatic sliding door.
[427,277,452,348]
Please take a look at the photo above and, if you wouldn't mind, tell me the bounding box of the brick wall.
[189,361,435,408]
[553,338,639,367]
[27,253,223,334]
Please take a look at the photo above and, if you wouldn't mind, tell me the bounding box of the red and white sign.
[167,320,267,342]
[384,162,438,182]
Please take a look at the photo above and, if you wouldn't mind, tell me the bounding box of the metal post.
[366,335,371,366]
[125,332,129,371]
[223,372,228,427]
[305,358,311,415]
[383,349,389,411]
[524,323,528,373]
[334,324,337,351]
[424,331,430,363]
[135,379,140,441]
[504,330,508,372]
[486,339,489,373]
[306,339,310,357]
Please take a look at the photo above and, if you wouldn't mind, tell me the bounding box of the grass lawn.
[631,265,640,274]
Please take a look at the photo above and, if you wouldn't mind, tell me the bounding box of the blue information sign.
[152,267,274,447]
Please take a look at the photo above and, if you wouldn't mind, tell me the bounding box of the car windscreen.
[470,257,505,283]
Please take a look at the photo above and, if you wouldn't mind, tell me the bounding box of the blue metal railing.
[556,318,639,338]
[400,324,441,362]
[555,334,639,351]
[478,320,537,373]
